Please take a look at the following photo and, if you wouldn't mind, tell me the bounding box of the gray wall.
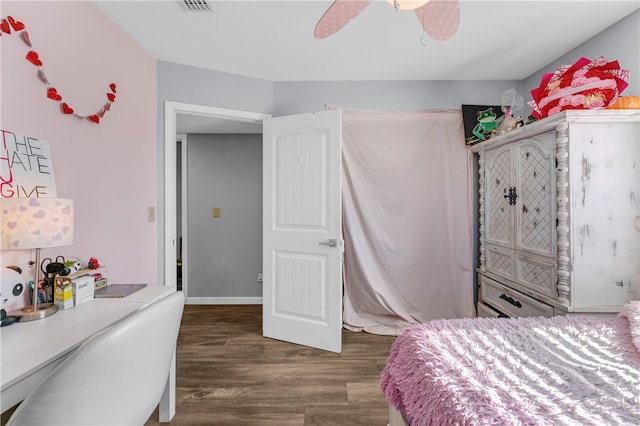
[186,134,262,298]
[274,80,525,116]
[524,9,639,117]
[156,63,275,283]
[156,10,640,296]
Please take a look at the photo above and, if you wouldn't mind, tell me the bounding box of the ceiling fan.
[314,0,460,41]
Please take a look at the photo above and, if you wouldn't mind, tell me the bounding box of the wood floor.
[144,304,397,426]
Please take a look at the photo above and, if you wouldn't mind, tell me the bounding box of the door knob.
[319,239,338,248]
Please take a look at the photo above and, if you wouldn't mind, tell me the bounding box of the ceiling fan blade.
[415,0,460,41]
[314,0,372,39]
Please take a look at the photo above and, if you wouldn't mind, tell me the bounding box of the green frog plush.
[472,108,498,141]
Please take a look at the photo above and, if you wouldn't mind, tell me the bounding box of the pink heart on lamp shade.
[29,199,41,206]
[33,210,45,218]
[52,217,59,222]
[19,206,27,211]
[52,233,62,241]
[62,226,70,234]
[7,221,17,229]
[32,229,41,235]
[11,241,20,248]
[62,206,71,214]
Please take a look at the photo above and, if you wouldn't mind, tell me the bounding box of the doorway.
[164,102,270,303]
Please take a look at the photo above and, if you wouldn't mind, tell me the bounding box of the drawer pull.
[499,293,522,308]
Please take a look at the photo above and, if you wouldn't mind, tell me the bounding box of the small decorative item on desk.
[72,275,95,306]
[94,277,108,291]
[54,277,74,310]
[87,257,100,269]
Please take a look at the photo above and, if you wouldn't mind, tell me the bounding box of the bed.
[381,301,640,426]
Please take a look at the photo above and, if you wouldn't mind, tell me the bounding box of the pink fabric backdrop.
[336,107,475,335]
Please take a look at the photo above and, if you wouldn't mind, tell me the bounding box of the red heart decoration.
[109,83,117,93]
[106,93,116,102]
[61,103,74,114]
[47,87,62,101]
[8,16,25,31]
[26,50,42,66]
[1,19,11,34]
[21,30,31,47]
[88,115,100,124]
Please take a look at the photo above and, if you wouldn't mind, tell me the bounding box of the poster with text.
[1,130,57,198]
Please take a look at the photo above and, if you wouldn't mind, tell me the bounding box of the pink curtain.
[336,107,475,335]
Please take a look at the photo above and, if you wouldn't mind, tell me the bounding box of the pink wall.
[1,1,157,292]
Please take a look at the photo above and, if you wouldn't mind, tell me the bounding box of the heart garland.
[1,15,117,124]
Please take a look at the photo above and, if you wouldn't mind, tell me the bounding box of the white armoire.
[472,110,639,318]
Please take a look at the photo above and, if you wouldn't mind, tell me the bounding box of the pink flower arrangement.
[528,56,629,119]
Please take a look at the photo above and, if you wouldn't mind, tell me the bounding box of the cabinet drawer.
[485,244,514,280]
[476,302,507,318]
[480,275,554,318]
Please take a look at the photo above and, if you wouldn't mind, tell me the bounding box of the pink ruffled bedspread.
[381,301,640,426]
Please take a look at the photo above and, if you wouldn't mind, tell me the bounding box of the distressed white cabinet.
[473,110,640,317]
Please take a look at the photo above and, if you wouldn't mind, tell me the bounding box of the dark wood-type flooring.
[144,304,397,426]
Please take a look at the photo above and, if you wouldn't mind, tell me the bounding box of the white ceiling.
[93,0,638,82]
[91,0,639,133]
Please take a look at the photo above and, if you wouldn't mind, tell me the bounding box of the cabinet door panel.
[515,134,556,256]
[485,243,514,280]
[515,253,557,298]
[484,145,513,247]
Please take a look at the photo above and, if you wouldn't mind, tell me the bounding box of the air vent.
[181,0,212,12]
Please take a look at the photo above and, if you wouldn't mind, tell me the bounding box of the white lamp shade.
[1,198,74,250]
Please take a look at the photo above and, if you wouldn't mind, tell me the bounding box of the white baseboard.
[185,297,263,305]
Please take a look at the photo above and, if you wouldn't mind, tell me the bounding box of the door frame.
[163,101,270,301]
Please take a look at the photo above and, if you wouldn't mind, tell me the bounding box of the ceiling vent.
[181,0,213,12]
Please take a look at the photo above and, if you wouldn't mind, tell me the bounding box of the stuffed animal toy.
[492,111,524,137]
[1,266,26,326]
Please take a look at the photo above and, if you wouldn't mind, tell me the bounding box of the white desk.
[1,285,177,422]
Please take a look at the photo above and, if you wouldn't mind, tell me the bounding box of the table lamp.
[1,197,74,322]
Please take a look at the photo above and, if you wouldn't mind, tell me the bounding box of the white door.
[262,110,343,353]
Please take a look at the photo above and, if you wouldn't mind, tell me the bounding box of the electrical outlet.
[213,207,220,218]
[258,272,263,283]
[147,206,155,222]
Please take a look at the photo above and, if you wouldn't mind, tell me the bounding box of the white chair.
[7,291,185,426]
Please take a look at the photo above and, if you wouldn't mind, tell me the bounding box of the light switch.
[213,207,220,218]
